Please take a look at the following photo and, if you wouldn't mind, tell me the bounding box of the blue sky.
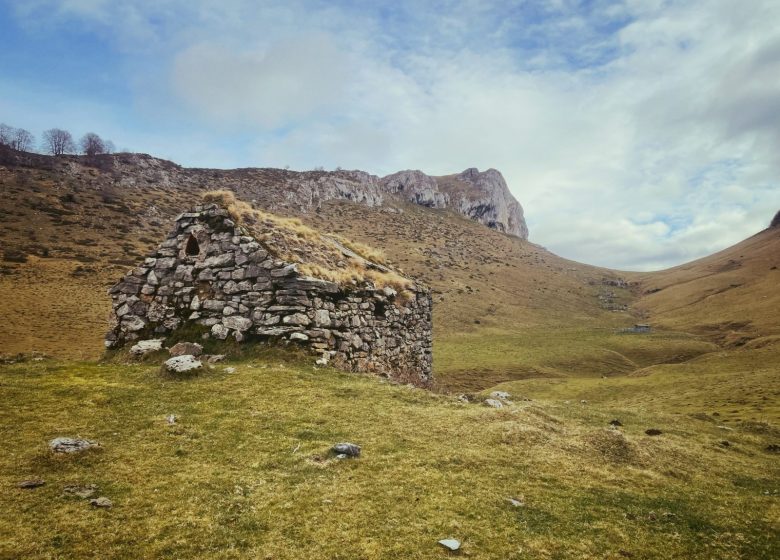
[1,0,779,270]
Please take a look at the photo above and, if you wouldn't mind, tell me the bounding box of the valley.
[1,150,778,558]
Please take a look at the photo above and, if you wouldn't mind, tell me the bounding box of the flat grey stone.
[164,355,202,374]
[438,538,460,551]
[90,497,113,508]
[129,339,165,357]
[17,479,45,489]
[63,484,97,499]
[49,437,99,453]
[332,442,361,457]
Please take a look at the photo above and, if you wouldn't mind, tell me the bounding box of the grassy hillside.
[2,152,779,391]
[2,151,779,558]
[0,153,639,369]
[631,227,780,343]
[1,353,778,559]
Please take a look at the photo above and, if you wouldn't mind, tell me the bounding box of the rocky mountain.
[771,209,780,228]
[0,148,527,240]
[381,168,528,239]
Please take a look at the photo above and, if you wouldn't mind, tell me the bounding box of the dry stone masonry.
[106,204,433,386]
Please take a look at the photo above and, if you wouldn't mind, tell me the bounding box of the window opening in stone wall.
[185,234,200,256]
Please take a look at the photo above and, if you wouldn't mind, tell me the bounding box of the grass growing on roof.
[202,190,410,291]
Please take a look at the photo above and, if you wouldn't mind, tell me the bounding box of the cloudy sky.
[1,0,779,270]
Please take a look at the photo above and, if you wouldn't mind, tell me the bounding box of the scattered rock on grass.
[438,538,461,551]
[63,484,97,499]
[49,437,99,453]
[168,342,203,357]
[490,391,511,400]
[163,355,202,374]
[332,442,361,457]
[166,414,177,425]
[129,339,165,357]
[719,440,731,447]
[224,367,236,374]
[645,428,663,436]
[90,497,113,508]
[609,419,623,427]
[207,354,226,364]
[485,398,504,409]
[507,497,524,507]
[17,479,45,489]
[765,444,780,453]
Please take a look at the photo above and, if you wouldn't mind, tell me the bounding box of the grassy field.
[434,328,717,392]
[1,352,778,559]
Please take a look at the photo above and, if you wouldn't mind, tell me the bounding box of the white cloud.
[6,0,780,270]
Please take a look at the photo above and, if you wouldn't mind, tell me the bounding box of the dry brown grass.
[202,190,412,291]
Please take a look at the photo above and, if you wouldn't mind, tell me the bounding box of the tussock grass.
[1,357,777,559]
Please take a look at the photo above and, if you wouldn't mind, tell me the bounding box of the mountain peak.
[771,210,780,228]
[381,167,528,239]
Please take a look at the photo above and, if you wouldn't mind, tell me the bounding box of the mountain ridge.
[0,147,527,239]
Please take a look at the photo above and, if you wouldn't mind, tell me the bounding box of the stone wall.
[106,205,433,386]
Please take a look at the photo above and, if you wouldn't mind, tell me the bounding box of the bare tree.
[80,132,106,156]
[0,123,13,146]
[11,128,34,152]
[42,128,76,155]
[104,139,115,154]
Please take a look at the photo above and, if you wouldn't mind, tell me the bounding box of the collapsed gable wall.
[106,204,432,386]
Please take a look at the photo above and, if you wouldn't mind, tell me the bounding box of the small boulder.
[129,339,164,357]
[645,428,663,436]
[224,367,236,374]
[211,323,229,340]
[90,497,113,508]
[17,479,45,489]
[609,419,623,427]
[484,398,504,409]
[164,355,202,374]
[222,316,253,331]
[63,484,97,499]
[207,354,226,364]
[49,437,99,454]
[168,342,203,357]
[166,414,177,425]
[438,538,461,551]
[490,391,511,400]
[332,442,361,458]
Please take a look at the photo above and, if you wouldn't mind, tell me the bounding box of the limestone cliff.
[37,151,529,239]
[380,167,529,239]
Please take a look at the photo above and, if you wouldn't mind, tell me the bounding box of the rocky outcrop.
[380,168,528,239]
[106,204,433,386]
[381,170,448,208]
[91,154,528,239]
[771,210,780,228]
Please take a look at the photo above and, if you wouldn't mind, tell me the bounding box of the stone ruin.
[105,203,433,386]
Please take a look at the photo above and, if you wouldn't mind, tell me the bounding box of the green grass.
[1,354,778,559]
[493,342,780,426]
[435,327,717,392]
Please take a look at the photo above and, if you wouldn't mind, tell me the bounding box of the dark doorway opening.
[185,234,200,256]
